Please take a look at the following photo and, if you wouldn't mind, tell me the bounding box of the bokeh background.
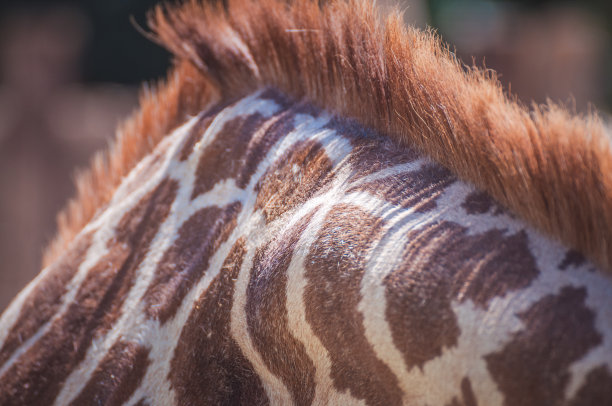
[0,0,610,312]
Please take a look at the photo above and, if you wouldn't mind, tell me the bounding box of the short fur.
[45,0,612,272]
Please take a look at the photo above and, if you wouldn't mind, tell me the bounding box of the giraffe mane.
[45,0,612,273]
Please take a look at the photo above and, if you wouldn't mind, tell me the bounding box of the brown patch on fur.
[485,286,602,406]
[259,88,293,109]
[254,139,333,223]
[462,191,506,216]
[568,366,612,406]
[305,204,403,405]
[143,201,241,323]
[69,341,150,406]
[385,222,539,371]
[347,141,419,180]
[0,231,93,367]
[178,97,240,161]
[349,162,455,212]
[559,250,587,271]
[331,116,420,179]
[170,238,269,406]
[446,377,479,406]
[191,112,268,197]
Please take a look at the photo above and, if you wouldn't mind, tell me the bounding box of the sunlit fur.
[44,0,612,274]
[3,2,612,402]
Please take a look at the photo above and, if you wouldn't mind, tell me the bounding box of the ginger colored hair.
[44,0,612,273]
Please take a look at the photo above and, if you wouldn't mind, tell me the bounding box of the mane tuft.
[45,0,612,273]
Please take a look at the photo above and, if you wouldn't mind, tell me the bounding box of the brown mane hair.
[44,0,612,273]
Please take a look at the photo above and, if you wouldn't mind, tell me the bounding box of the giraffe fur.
[46,0,612,273]
[0,0,611,405]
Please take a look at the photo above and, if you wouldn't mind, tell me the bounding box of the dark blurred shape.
[428,0,612,112]
[0,0,171,84]
[0,8,88,99]
[0,6,140,311]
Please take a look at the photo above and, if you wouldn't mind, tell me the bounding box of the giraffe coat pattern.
[0,89,610,405]
[2,0,612,404]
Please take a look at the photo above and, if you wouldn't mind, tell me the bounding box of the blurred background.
[0,0,610,312]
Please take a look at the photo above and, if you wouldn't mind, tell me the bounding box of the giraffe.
[1,0,612,404]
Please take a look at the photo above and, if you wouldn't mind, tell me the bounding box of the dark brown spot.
[463,192,491,214]
[345,136,419,180]
[179,98,239,161]
[170,238,268,406]
[144,201,241,323]
[349,162,455,212]
[69,341,150,406]
[485,286,602,406]
[0,179,177,405]
[247,211,317,406]
[461,190,508,216]
[559,250,587,271]
[231,108,299,190]
[385,222,539,370]
[325,114,419,179]
[568,365,612,406]
[446,377,479,406]
[0,231,93,367]
[324,114,379,156]
[305,204,403,406]
[255,140,333,223]
[461,377,478,406]
[259,88,291,109]
[384,224,461,369]
[191,112,266,198]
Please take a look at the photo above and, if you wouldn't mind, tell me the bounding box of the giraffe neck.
[0,89,610,405]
